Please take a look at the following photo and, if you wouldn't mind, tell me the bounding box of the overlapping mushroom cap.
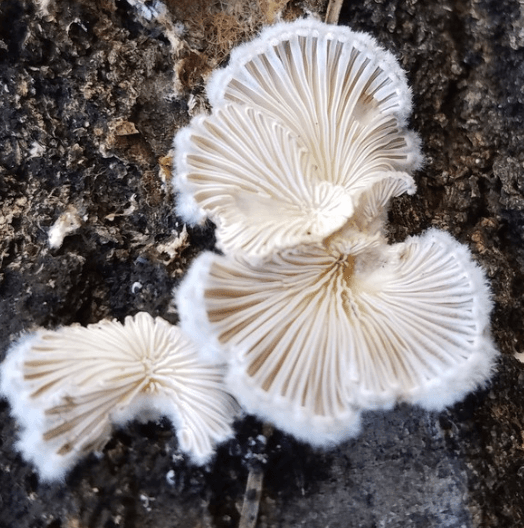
[173,18,422,260]
[176,229,497,445]
[0,312,240,480]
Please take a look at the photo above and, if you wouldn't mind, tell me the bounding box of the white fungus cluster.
[173,18,498,446]
[0,313,240,480]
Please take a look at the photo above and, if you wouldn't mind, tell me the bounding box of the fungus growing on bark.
[0,312,239,481]
[176,229,498,445]
[173,18,422,259]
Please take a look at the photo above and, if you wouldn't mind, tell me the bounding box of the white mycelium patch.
[0,313,239,480]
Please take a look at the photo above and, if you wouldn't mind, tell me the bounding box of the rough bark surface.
[1,0,524,527]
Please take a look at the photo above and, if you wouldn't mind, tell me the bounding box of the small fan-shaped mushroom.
[0,312,239,481]
[175,104,356,257]
[176,229,497,445]
[173,19,422,259]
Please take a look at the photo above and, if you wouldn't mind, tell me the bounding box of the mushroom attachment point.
[176,229,498,445]
[0,312,240,481]
[173,18,422,260]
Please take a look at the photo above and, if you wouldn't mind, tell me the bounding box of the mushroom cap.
[348,229,497,410]
[176,229,497,444]
[207,18,417,134]
[0,312,240,480]
[173,18,422,259]
[207,19,423,175]
[176,248,364,445]
[175,104,357,258]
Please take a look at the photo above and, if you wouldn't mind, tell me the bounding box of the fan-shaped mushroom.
[173,19,422,260]
[176,229,497,445]
[0,312,240,480]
